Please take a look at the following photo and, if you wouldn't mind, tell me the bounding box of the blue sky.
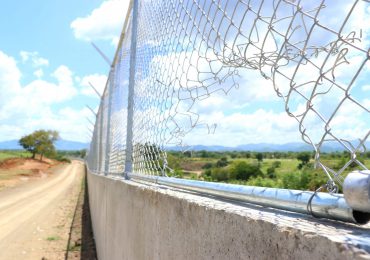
[0,0,368,148]
[0,0,129,142]
[0,1,113,79]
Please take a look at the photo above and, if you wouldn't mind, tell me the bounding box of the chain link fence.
[86,0,370,191]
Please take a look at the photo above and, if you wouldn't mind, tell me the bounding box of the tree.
[19,130,59,161]
[256,152,263,162]
[216,157,228,167]
[297,152,311,169]
[244,152,251,158]
[199,150,209,158]
[266,166,276,178]
[230,161,262,181]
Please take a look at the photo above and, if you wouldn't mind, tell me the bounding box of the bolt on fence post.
[124,0,139,179]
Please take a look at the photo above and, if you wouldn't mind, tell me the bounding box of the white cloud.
[3,106,94,142]
[80,74,107,97]
[33,68,44,78]
[20,51,49,67]
[42,107,93,142]
[70,0,129,45]
[190,73,278,116]
[182,109,300,146]
[18,65,77,106]
[0,64,78,122]
[0,50,90,142]
[0,124,26,142]
[0,51,21,95]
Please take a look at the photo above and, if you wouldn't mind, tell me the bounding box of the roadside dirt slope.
[0,157,62,191]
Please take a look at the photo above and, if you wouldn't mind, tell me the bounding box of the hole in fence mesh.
[87,0,370,188]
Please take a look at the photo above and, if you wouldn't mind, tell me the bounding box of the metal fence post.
[98,103,104,174]
[124,0,139,179]
[104,74,114,175]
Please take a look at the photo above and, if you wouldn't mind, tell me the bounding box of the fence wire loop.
[306,181,334,218]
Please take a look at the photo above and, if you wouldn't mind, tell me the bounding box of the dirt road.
[0,160,84,260]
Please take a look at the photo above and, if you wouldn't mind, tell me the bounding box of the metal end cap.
[343,170,370,214]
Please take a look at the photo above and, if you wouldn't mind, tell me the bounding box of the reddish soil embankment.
[0,157,62,191]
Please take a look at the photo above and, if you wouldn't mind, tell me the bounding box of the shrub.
[58,157,71,163]
[169,169,183,178]
[202,162,213,169]
[282,167,315,190]
[202,168,212,177]
[297,152,311,169]
[211,168,229,181]
[272,161,281,168]
[248,177,278,188]
[230,161,262,181]
[266,167,276,178]
[282,172,301,189]
[216,157,228,167]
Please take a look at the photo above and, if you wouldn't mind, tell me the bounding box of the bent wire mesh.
[86,0,370,191]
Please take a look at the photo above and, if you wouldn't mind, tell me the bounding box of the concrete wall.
[87,171,370,260]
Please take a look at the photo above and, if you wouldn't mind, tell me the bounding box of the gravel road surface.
[0,160,84,260]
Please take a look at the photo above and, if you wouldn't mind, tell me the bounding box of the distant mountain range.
[0,140,89,151]
[167,141,370,152]
[1,139,368,152]
[167,143,313,152]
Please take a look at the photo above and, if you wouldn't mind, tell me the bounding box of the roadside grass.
[46,236,61,241]
[68,243,81,252]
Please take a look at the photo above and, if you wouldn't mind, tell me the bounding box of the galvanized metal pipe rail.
[127,173,370,224]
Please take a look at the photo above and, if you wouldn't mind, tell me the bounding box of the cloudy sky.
[0,0,368,147]
[0,0,130,143]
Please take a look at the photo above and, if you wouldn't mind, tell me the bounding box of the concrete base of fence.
[87,171,370,260]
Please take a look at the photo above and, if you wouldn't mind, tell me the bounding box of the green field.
[0,149,82,164]
[0,150,31,162]
[166,151,370,192]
